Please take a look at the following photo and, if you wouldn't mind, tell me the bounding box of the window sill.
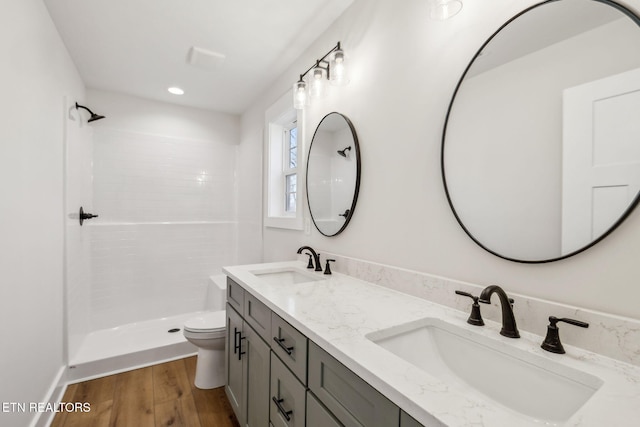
[264,216,304,231]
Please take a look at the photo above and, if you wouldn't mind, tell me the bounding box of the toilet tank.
[205,275,227,311]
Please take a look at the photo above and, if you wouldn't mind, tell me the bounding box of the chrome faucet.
[296,246,322,272]
[479,285,520,338]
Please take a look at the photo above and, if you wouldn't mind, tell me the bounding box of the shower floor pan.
[67,311,201,383]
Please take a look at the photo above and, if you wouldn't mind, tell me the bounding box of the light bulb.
[293,80,308,110]
[309,66,327,99]
[168,87,184,95]
[329,49,349,86]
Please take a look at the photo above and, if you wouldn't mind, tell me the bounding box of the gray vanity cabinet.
[245,291,271,342]
[270,353,306,427]
[308,341,400,426]
[400,411,424,427]
[225,302,270,427]
[271,312,308,384]
[306,391,342,427]
[226,276,426,427]
[225,303,244,419]
[227,276,245,313]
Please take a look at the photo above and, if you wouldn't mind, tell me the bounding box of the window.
[264,90,304,230]
[284,125,298,213]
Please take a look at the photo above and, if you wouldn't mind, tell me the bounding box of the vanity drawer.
[226,277,245,313]
[306,391,341,427]
[270,352,306,427]
[271,313,308,385]
[308,341,399,427]
[401,410,425,427]
[244,292,271,343]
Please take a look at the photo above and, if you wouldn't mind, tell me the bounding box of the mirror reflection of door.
[562,67,640,252]
[442,0,640,262]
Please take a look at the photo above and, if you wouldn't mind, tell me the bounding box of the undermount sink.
[250,267,324,286]
[366,317,603,424]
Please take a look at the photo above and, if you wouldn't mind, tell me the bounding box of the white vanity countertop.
[223,261,640,427]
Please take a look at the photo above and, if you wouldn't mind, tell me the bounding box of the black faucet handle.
[549,316,589,329]
[541,316,589,354]
[455,290,477,302]
[303,253,314,269]
[324,259,335,275]
[455,290,484,326]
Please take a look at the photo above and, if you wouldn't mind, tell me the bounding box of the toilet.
[183,275,227,389]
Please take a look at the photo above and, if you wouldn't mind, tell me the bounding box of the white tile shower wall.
[89,222,236,330]
[321,252,640,367]
[93,128,236,222]
[89,128,238,330]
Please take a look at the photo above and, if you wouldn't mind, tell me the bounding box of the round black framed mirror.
[442,0,640,263]
[306,112,361,236]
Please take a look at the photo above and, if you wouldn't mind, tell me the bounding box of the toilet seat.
[184,310,226,336]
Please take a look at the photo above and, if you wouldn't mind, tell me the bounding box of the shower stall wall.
[65,95,240,379]
[89,128,237,329]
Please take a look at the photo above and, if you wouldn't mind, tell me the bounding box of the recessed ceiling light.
[168,87,184,95]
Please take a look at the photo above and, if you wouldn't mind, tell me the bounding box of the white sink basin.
[366,317,603,424]
[250,267,324,286]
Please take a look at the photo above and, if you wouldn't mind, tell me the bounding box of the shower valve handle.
[79,207,99,226]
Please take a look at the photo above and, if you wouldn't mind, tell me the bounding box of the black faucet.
[296,246,322,272]
[479,285,520,338]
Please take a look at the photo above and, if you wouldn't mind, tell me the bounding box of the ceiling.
[43,0,354,114]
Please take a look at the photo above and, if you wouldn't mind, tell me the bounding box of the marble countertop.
[223,261,640,426]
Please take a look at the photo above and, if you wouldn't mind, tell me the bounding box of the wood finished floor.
[51,356,240,427]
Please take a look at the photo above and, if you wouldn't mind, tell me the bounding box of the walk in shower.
[64,95,240,381]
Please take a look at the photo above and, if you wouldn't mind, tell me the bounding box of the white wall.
[0,1,86,426]
[242,0,640,320]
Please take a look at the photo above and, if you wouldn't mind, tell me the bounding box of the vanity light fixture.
[293,42,348,110]
[428,0,463,20]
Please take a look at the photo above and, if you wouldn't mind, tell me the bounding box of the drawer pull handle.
[273,337,294,355]
[272,397,293,421]
[234,328,246,360]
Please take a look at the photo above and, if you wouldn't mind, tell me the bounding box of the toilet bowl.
[183,275,227,389]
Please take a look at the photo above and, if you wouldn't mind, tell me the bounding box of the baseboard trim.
[29,365,67,427]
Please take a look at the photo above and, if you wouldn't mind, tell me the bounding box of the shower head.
[75,103,105,123]
[337,146,352,157]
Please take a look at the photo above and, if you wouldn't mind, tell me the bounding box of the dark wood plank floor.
[51,356,240,427]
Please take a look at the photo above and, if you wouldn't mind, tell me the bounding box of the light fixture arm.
[297,42,341,82]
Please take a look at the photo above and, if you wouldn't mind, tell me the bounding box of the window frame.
[264,89,305,230]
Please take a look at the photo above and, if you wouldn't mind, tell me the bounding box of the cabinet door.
[226,304,245,425]
[270,353,306,427]
[244,323,271,427]
[307,391,342,427]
